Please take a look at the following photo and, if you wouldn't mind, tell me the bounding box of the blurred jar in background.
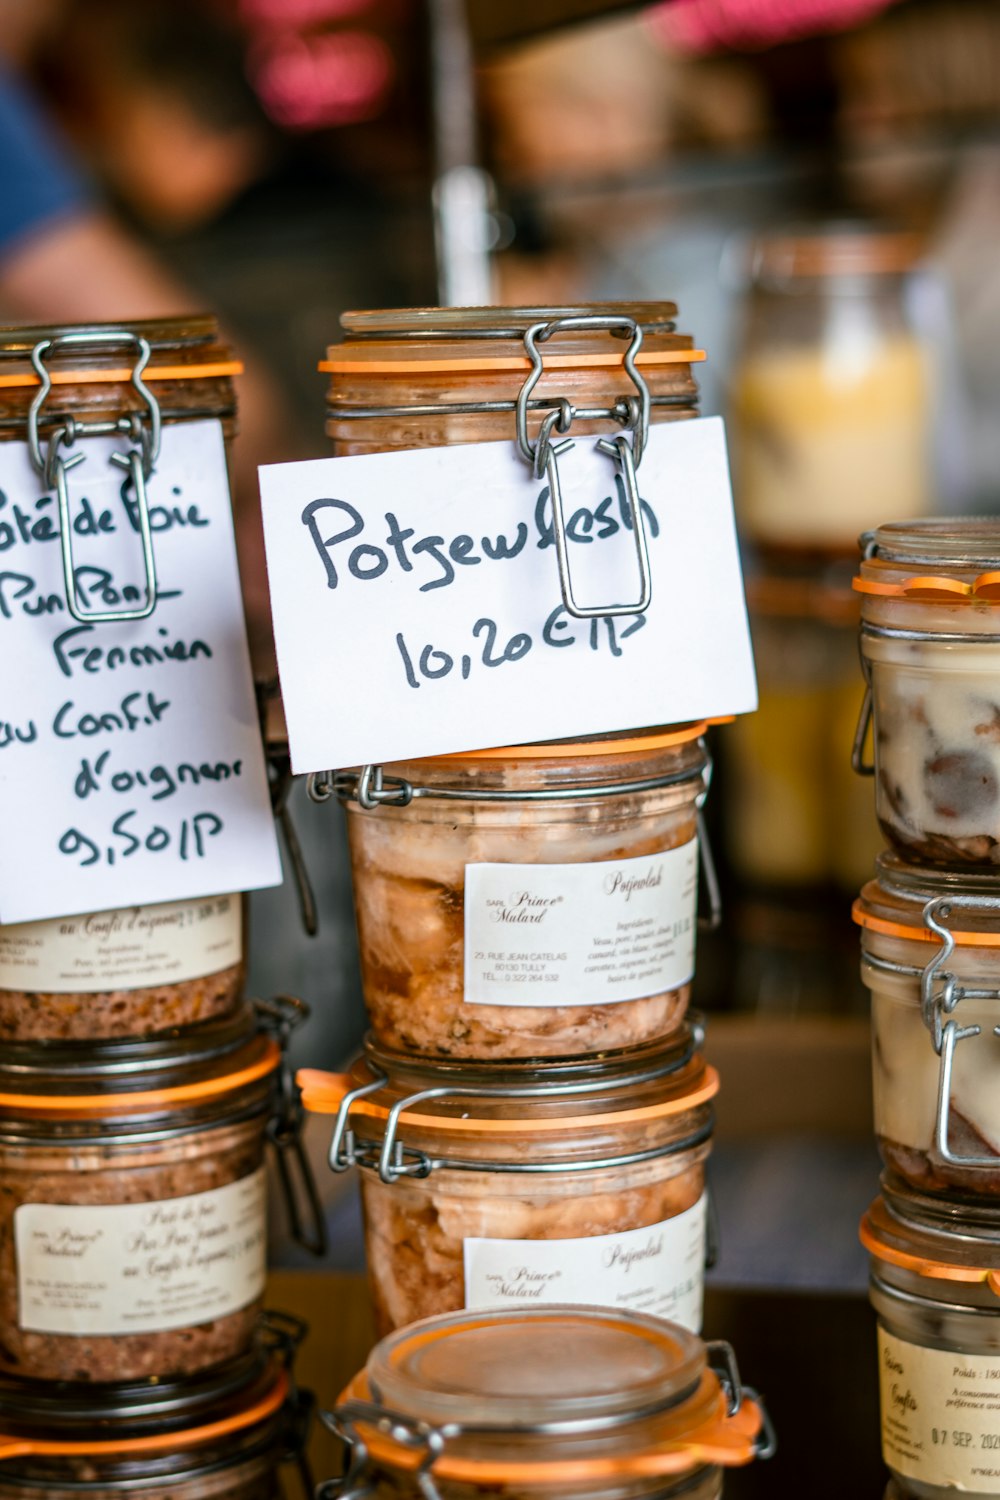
[723,573,881,893]
[730,224,931,553]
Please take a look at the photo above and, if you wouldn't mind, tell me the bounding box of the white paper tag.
[463,840,697,1007]
[463,1193,706,1332]
[878,1329,1000,1490]
[16,1167,266,1336]
[0,894,241,992]
[260,418,756,771]
[0,422,281,922]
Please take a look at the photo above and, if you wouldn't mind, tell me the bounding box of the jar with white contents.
[300,1027,715,1336]
[856,521,1000,866]
[325,726,712,1061]
[321,1305,773,1500]
[863,1178,1000,1500]
[857,854,1000,1197]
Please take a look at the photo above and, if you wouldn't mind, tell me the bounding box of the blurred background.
[5,0,1000,1428]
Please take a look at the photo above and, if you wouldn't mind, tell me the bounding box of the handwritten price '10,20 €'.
[395,607,647,689]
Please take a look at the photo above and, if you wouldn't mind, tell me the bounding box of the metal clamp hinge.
[321,1399,454,1500]
[256,996,328,1255]
[28,330,162,624]
[515,315,652,621]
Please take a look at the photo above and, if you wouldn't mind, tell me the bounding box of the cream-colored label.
[879,1329,1000,1489]
[463,841,697,1008]
[463,1195,706,1332]
[16,1168,266,1336]
[0,895,241,993]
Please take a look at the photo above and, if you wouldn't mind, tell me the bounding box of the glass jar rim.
[337,304,680,338]
[748,223,921,283]
[424,722,711,763]
[866,519,1000,569]
[862,1178,1000,1288]
[855,855,1000,948]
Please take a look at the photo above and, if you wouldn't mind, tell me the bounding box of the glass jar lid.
[0,1005,279,1123]
[856,520,1000,602]
[300,1027,717,1180]
[332,1306,769,1486]
[748,223,921,284]
[862,1175,1000,1290]
[855,852,1000,948]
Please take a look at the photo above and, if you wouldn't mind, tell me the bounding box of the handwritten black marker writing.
[301,477,658,594]
[53,623,211,679]
[73,751,243,802]
[0,572,182,623]
[395,607,645,688]
[0,716,37,747]
[0,483,209,554]
[53,691,171,740]
[58,809,224,868]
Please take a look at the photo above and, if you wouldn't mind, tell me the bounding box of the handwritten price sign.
[260,417,756,771]
[0,421,281,922]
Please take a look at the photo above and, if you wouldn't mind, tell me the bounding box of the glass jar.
[724,570,879,890]
[0,894,245,1043]
[322,1304,772,1500]
[856,520,1000,865]
[0,1315,311,1499]
[334,727,710,1061]
[300,1028,716,1336]
[0,998,322,1382]
[862,1177,1000,1498]
[730,225,930,553]
[856,853,1000,1197]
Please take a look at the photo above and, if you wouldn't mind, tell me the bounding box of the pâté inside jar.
[300,1025,716,1335]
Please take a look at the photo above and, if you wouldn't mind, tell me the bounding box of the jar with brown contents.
[0,1314,312,1499]
[322,1304,773,1500]
[335,727,710,1061]
[0,894,245,1043]
[0,999,324,1382]
[301,1027,715,1336]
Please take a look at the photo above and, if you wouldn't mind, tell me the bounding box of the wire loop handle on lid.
[27,330,162,625]
[514,315,653,621]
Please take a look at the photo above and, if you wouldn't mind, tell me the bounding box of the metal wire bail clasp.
[515,314,652,621]
[27,329,161,625]
[920,894,1000,1170]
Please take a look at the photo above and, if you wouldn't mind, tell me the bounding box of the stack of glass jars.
[0,319,319,1498]
[726,227,931,1009]
[853,520,1000,1497]
[299,304,739,1339]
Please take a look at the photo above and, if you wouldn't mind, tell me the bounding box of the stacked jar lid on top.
[0,318,319,1498]
[853,520,1000,1498]
[302,306,731,1351]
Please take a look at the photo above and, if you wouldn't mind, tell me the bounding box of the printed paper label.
[878,1329,1000,1490]
[259,418,757,771]
[463,1194,706,1332]
[0,420,281,923]
[16,1168,266,1336]
[0,894,241,992]
[464,840,697,1007]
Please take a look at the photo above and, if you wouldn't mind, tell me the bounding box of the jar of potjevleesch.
[334,727,710,1061]
[300,1026,715,1336]
[0,1314,312,1500]
[856,520,1000,866]
[857,853,1000,1198]
[863,1178,1000,1499]
[321,1305,773,1500]
[0,999,323,1382]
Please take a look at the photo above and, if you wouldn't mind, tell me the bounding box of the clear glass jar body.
[344,737,707,1060]
[0,894,246,1043]
[359,1465,723,1500]
[0,1451,277,1500]
[867,1185,1000,1500]
[860,524,1000,865]
[860,862,1000,1194]
[731,237,930,551]
[0,1069,270,1381]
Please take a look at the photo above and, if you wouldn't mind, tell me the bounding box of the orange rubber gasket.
[0,361,243,390]
[0,1368,288,1462]
[337,1372,760,1481]
[853,571,1000,603]
[852,900,1000,948]
[319,350,707,375]
[428,723,709,762]
[860,1213,1000,1294]
[298,1065,719,1133]
[0,1039,280,1115]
